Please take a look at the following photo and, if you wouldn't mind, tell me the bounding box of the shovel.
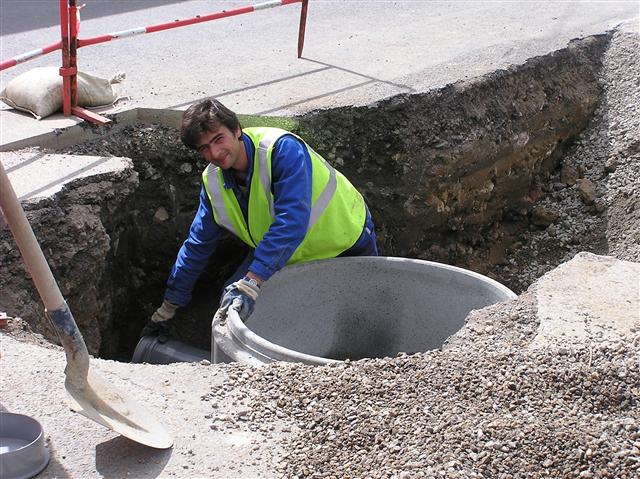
[0,160,173,449]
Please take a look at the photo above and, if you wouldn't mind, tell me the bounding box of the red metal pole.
[297,0,308,58]
[50,0,306,125]
[0,59,19,71]
[59,0,72,116]
[69,1,111,125]
[69,0,78,109]
[145,6,253,34]
[58,0,110,125]
[3,1,306,72]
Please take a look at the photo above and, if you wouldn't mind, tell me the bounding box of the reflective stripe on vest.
[257,136,275,219]
[205,163,235,234]
[307,145,337,231]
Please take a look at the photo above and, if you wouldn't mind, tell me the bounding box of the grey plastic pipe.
[212,256,517,365]
[132,336,209,364]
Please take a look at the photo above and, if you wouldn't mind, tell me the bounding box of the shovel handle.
[0,160,89,384]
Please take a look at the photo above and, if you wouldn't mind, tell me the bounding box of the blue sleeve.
[248,134,312,281]
[164,186,221,306]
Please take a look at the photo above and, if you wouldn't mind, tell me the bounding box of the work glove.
[220,277,260,322]
[140,300,178,343]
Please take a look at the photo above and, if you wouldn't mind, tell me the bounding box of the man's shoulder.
[243,127,305,153]
[244,126,293,140]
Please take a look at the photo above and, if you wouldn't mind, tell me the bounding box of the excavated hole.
[0,34,619,361]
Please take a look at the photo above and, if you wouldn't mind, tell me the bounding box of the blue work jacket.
[164,132,376,307]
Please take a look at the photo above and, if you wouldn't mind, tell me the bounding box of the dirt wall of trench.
[0,170,138,355]
[297,35,608,273]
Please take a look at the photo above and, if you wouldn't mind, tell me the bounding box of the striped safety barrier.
[0,0,309,125]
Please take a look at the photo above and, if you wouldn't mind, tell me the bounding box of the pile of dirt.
[492,28,640,291]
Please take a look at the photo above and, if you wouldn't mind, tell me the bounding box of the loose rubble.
[494,28,640,291]
[219,288,639,479]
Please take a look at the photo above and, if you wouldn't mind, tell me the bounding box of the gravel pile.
[227,294,639,478]
[495,28,640,292]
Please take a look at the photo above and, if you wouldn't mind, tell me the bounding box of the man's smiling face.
[196,124,245,171]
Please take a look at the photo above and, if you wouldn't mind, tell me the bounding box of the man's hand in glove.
[220,276,261,321]
[140,300,178,343]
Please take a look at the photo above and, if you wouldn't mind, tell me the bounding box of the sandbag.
[0,67,121,120]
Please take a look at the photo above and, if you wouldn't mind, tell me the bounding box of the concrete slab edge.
[0,108,186,153]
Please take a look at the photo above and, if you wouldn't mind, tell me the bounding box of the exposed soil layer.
[1,32,637,362]
[298,35,608,275]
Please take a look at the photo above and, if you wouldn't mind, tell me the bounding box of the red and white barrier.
[78,0,303,48]
[0,42,62,72]
[1,0,309,125]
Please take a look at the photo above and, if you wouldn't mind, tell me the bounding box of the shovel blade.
[65,368,173,449]
[47,304,173,449]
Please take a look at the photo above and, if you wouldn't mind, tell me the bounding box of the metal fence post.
[59,0,72,116]
[69,0,79,110]
[298,0,309,58]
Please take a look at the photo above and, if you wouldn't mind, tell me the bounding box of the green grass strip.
[238,114,300,133]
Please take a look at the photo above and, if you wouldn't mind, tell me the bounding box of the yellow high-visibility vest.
[202,127,365,264]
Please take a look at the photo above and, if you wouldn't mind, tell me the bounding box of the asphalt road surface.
[0,1,638,144]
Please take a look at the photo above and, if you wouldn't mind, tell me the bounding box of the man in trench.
[142,98,378,338]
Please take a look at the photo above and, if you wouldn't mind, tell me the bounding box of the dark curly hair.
[180,98,242,149]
